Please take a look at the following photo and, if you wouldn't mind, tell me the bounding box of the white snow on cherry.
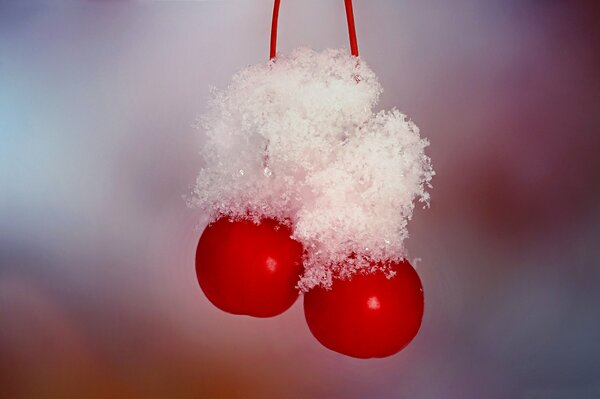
[190,48,434,291]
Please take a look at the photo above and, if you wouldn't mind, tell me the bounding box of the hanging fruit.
[196,217,304,318]
[191,0,433,358]
[304,259,424,358]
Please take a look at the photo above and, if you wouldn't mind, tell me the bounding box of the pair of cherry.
[196,217,424,359]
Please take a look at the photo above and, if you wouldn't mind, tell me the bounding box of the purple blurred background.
[1,1,599,398]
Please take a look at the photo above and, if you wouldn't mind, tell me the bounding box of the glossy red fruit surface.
[196,217,304,318]
[303,259,424,358]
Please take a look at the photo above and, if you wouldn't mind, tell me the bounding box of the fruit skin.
[196,217,304,318]
[303,260,424,359]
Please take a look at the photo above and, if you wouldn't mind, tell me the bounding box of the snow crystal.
[190,48,434,291]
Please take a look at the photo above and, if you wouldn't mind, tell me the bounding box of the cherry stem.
[270,0,360,60]
[344,0,359,57]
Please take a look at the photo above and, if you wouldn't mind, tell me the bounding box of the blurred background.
[1,0,599,398]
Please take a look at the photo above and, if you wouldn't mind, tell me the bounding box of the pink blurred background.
[1,1,599,398]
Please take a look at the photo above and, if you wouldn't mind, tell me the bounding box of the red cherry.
[196,217,304,317]
[303,259,424,358]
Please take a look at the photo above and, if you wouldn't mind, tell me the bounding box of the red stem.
[270,0,281,60]
[270,0,359,60]
[344,0,359,57]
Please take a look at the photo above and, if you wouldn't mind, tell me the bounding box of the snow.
[190,48,434,290]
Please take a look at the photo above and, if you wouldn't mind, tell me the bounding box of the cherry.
[303,259,424,358]
[196,217,304,318]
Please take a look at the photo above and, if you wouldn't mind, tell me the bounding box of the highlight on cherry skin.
[196,217,304,318]
[303,259,424,359]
